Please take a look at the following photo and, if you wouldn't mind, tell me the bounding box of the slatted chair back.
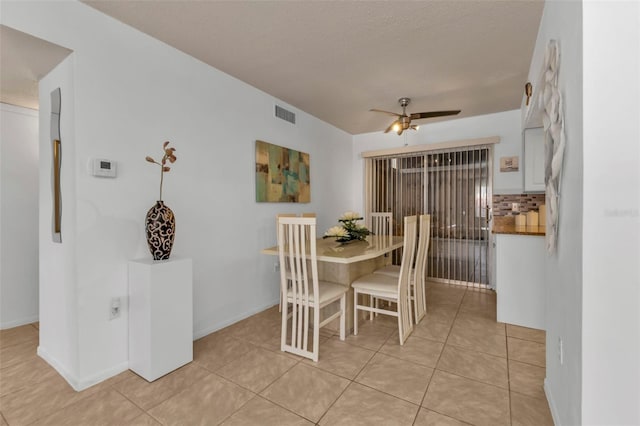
[301,213,316,240]
[278,216,349,362]
[278,217,318,359]
[413,214,431,323]
[397,215,418,343]
[276,213,297,245]
[369,212,393,238]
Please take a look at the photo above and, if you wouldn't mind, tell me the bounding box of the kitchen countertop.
[492,223,545,236]
[492,216,546,236]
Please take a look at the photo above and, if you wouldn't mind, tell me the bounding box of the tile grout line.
[507,335,514,426]
[420,285,519,425]
[444,341,508,360]
[114,366,218,423]
[229,343,313,423]
[243,393,313,425]
[209,311,339,424]
[417,285,467,421]
[15,293,547,426]
[109,385,155,422]
[317,317,399,425]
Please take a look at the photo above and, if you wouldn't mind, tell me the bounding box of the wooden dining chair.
[352,215,417,345]
[301,213,316,241]
[368,211,394,314]
[369,212,393,238]
[277,216,347,362]
[373,214,431,324]
[276,213,297,246]
[276,214,297,312]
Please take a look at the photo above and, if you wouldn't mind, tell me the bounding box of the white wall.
[0,103,39,329]
[2,1,353,389]
[582,2,640,424]
[532,1,640,424]
[528,2,583,425]
[352,109,524,213]
[37,55,81,385]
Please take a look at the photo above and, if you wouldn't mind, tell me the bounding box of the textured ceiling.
[0,25,72,110]
[3,1,544,134]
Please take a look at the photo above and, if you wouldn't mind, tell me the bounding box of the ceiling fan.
[370,97,461,135]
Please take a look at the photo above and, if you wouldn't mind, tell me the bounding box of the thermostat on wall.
[91,158,117,178]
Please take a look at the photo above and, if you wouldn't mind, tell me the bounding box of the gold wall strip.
[53,139,61,234]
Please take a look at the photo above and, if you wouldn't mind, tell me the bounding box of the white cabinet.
[523,127,545,193]
[129,257,193,382]
[495,234,545,330]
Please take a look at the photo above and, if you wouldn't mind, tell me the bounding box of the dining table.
[261,235,404,331]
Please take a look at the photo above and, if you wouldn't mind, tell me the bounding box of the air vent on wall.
[275,105,296,125]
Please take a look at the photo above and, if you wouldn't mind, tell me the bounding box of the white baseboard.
[544,378,560,426]
[37,300,280,391]
[1,315,39,330]
[74,362,129,391]
[37,345,81,390]
[38,345,129,392]
[193,299,278,340]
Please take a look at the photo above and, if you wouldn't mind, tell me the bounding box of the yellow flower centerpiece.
[324,211,371,243]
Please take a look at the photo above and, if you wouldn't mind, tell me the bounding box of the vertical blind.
[365,146,492,288]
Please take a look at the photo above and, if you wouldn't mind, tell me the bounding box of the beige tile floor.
[0,282,554,425]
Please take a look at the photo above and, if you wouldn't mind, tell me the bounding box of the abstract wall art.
[542,40,565,254]
[255,140,310,203]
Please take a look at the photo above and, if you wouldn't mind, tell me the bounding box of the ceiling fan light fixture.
[371,97,461,136]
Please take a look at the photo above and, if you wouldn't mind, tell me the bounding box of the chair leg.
[421,277,427,315]
[369,295,374,321]
[312,303,320,362]
[410,282,417,324]
[408,290,414,329]
[281,297,288,351]
[339,294,346,341]
[353,290,359,336]
[397,314,405,346]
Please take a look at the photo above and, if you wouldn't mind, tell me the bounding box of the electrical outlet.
[273,262,280,272]
[109,297,121,320]
[558,337,564,365]
[511,202,519,212]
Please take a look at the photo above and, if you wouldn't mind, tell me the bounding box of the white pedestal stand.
[128,257,193,382]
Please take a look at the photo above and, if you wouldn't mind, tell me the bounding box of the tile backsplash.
[493,193,545,216]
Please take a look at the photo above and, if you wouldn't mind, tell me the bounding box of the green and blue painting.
[255,140,310,203]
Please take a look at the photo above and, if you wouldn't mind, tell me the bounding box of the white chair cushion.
[286,281,347,305]
[373,264,400,278]
[352,273,397,297]
[373,266,418,288]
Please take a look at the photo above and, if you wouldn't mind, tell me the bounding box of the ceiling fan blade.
[409,110,461,120]
[384,120,399,133]
[370,108,402,118]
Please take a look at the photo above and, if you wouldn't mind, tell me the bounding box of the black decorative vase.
[145,201,175,260]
